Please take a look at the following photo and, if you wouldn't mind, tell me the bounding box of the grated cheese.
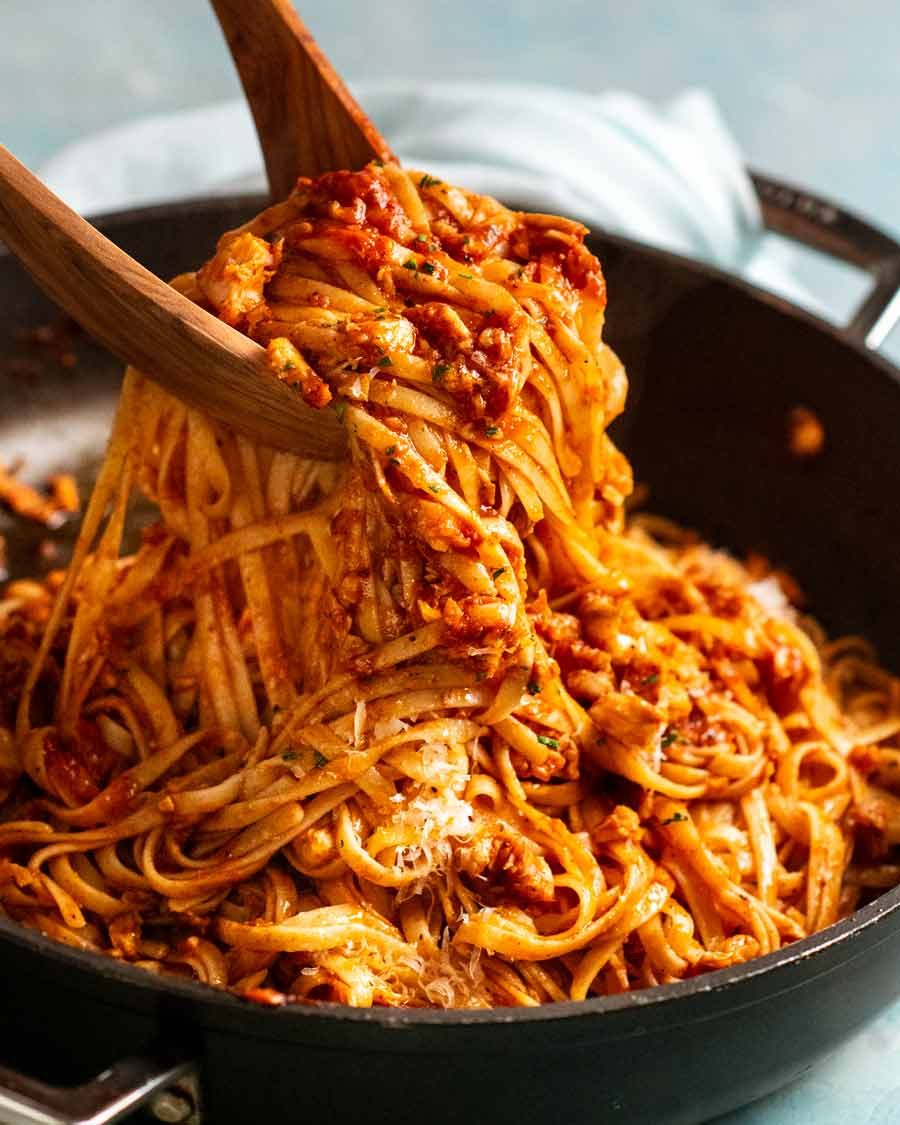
[373,716,408,740]
[748,576,794,621]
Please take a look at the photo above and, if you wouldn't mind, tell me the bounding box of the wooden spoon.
[210,0,395,198]
[0,145,345,459]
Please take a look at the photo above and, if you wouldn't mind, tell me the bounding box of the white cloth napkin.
[39,81,825,316]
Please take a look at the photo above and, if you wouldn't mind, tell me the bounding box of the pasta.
[1,163,899,1008]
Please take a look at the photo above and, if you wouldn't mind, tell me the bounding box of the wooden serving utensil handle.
[0,145,345,459]
[211,0,395,199]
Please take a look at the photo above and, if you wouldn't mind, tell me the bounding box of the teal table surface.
[3,4,900,1121]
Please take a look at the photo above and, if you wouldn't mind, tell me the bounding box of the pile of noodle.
[1,164,899,1009]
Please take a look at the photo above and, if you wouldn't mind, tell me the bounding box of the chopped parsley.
[376,355,393,367]
[385,445,396,456]
[332,400,346,420]
[642,672,660,687]
[484,425,500,438]
[313,750,328,769]
[420,261,437,276]
[526,680,541,695]
[429,485,443,494]
[282,750,299,762]
[537,734,559,749]
[420,174,441,188]
[432,363,450,383]
[492,567,506,579]
[661,812,688,826]
[415,233,428,242]
[660,728,680,748]
[458,272,474,280]
[402,259,418,271]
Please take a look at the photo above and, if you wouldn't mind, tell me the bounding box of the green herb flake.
[415,233,428,242]
[526,680,541,695]
[420,174,441,189]
[376,355,393,367]
[372,306,386,314]
[282,750,299,762]
[484,425,500,438]
[492,567,506,579]
[661,811,688,826]
[403,259,418,271]
[420,261,437,276]
[333,401,346,420]
[537,734,559,750]
[385,445,396,456]
[458,272,474,280]
[661,728,680,749]
[313,750,328,769]
[642,673,660,687]
[432,363,450,383]
[429,485,443,494]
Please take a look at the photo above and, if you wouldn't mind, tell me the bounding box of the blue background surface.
[3,3,900,1121]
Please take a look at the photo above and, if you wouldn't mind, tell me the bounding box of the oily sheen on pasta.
[1,165,899,1008]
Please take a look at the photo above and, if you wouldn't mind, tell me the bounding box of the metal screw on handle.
[0,1053,200,1125]
[148,1083,199,1124]
[751,170,900,351]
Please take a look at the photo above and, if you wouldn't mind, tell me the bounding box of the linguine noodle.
[1,164,899,1008]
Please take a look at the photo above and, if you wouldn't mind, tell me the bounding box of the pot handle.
[0,1051,200,1125]
[751,170,900,350]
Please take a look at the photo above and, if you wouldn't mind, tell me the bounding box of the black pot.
[1,174,899,1125]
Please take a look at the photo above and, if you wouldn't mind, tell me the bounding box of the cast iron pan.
[0,175,899,1125]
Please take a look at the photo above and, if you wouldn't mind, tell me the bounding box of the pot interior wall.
[598,238,900,667]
